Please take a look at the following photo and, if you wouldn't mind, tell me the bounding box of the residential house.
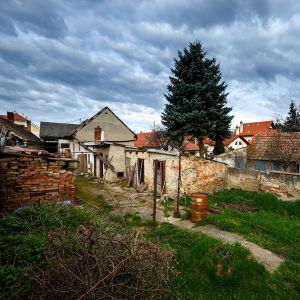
[228,120,277,149]
[247,133,300,173]
[134,132,231,157]
[0,111,40,137]
[134,131,160,149]
[0,116,41,150]
[227,135,250,150]
[40,107,136,181]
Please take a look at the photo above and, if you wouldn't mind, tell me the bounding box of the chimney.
[94,126,102,142]
[235,125,239,135]
[7,112,14,124]
[240,121,243,134]
[26,120,31,132]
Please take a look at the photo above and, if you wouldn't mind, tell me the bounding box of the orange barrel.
[191,193,208,223]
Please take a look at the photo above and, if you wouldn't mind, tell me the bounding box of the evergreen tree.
[213,138,225,155]
[283,100,300,132]
[161,41,233,157]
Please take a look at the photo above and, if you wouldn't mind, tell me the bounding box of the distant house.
[40,107,136,181]
[0,111,40,137]
[134,132,231,157]
[0,116,41,150]
[134,132,160,149]
[227,135,250,150]
[228,120,277,150]
[247,133,300,173]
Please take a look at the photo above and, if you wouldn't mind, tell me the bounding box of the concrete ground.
[83,179,285,273]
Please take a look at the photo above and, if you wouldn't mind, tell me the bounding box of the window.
[296,163,300,173]
[273,161,281,172]
[255,160,267,171]
[239,141,242,145]
[60,143,70,149]
[235,141,238,145]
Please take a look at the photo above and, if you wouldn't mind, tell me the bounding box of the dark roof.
[0,117,41,143]
[247,133,300,162]
[40,122,79,139]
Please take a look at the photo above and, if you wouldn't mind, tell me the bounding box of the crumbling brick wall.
[125,150,226,198]
[0,153,77,215]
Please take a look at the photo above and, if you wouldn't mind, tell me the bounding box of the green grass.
[147,223,300,299]
[1,203,300,299]
[199,189,300,262]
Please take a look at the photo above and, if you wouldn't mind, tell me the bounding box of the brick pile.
[0,154,76,215]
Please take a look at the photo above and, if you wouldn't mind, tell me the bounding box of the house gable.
[75,107,136,144]
[228,136,249,149]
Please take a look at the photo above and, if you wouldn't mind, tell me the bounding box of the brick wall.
[226,167,300,199]
[125,150,226,198]
[0,153,77,215]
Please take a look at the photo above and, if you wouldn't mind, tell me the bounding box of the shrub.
[30,219,174,299]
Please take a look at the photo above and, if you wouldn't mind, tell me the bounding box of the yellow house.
[0,111,40,137]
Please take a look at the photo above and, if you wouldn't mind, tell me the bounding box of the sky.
[1,0,300,132]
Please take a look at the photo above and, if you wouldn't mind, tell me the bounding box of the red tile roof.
[182,140,199,151]
[0,112,28,121]
[247,133,300,161]
[134,132,160,148]
[135,132,231,150]
[232,121,276,138]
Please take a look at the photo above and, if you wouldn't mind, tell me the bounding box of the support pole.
[174,152,181,217]
[153,160,158,221]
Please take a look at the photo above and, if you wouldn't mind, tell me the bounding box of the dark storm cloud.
[0,0,300,130]
[0,0,67,38]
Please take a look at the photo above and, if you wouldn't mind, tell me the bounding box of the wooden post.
[174,152,181,217]
[153,160,158,221]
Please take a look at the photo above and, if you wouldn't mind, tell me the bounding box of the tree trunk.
[174,151,181,218]
[198,137,205,158]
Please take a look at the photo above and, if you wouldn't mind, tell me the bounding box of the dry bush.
[30,220,174,300]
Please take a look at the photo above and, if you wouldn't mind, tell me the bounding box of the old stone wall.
[226,167,300,199]
[181,158,226,195]
[0,153,77,215]
[125,150,226,198]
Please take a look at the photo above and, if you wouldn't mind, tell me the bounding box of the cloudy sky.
[0,0,300,132]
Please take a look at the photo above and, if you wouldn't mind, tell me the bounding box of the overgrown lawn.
[199,189,300,262]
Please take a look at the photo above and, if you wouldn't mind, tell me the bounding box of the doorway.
[137,159,144,185]
[154,160,166,195]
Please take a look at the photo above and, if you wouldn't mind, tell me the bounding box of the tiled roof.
[40,122,79,139]
[0,112,28,121]
[0,117,41,143]
[135,132,231,150]
[134,131,160,148]
[247,133,300,161]
[182,140,198,151]
[232,121,276,138]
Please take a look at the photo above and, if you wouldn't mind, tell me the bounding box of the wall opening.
[155,160,166,195]
[137,158,144,184]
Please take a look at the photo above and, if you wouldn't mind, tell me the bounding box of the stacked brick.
[0,154,76,215]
